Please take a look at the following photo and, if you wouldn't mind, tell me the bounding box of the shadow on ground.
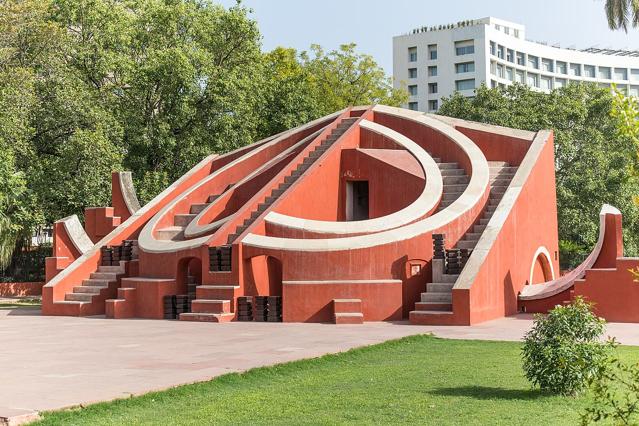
[428,385,548,401]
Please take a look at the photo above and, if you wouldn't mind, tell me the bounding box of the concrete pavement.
[1,307,638,424]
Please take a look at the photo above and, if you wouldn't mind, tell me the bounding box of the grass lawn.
[0,298,41,310]
[34,334,639,425]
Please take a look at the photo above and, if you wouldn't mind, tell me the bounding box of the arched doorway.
[176,257,202,294]
[529,247,555,284]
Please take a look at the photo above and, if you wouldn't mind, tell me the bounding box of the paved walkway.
[1,308,638,423]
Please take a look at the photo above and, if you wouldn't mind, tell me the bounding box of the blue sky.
[217,0,639,75]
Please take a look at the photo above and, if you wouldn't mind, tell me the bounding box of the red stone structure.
[40,105,631,325]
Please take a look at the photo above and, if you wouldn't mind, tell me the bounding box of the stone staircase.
[179,285,237,322]
[333,299,364,324]
[434,161,469,212]
[156,193,222,241]
[225,117,358,245]
[410,161,518,323]
[53,263,126,316]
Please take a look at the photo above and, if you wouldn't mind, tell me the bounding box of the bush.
[582,358,639,425]
[522,297,615,396]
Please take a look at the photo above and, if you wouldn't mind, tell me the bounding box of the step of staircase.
[438,162,459,170]
[440,168,465,176]
[334,312,364,325]
[174,213,197,227]
[413,302,452,312]
[190,203,209,214]
[421,292,452,303]
[179,312,234,322]
[90,272,119,280]
[456,240,478,250]
[443,175,470,185]
[157,226,184,240]
[427,282,454,292]
[72,286,103,294]
[442,191,464,201]
[65,293,94,302]
[190,299,231,314]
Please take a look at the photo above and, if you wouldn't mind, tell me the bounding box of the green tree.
[439,83,639,260]
[302,43,408,114]
[605,0,639,31]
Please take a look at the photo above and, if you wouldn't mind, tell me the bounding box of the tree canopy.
[439,83,639,261]
[0,0,406,266]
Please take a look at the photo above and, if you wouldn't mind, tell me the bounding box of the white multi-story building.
[393,17,639,112]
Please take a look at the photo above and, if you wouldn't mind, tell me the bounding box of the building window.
[496,63,505,79]
[408,85,418,96]
[515,70,525,84]
[455,40,475,56]
[618,86,628,95]
[516,52,525,66]
[527,55,539,69]
[555,78,566,88]
[408,68,417,78]
[541,76,552,90]
[614,68,628,81]
[428,83,438,94]
[584,65,596,78]
[455,78,475,91]
[599,82,611,89]
[428,66,437,77]
[408,101,418,111]
[455,62,475,73]
[428,100,438,111]
[491,79,498,88]
[556,61,567,74]
[506,67,514,81]
[408,47,417,62]
[504,27,510,35]
[490,41,496,56]
[428,44,437,60]
[506,49,514,62]
[497,45,505,59]
[569,63,581,76]
[631,69,639,81]
[514,29,520,38]
[598,66,611,80]
[630,85,639,96]
[541,58,553,73]
[527,73,539,88]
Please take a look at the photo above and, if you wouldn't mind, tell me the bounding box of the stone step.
[439,273,459,283]
[97,265,125,273]
[411,309,454,316]
[490,178,512,187]
[413,302,452,312]
[443,175,469,185]
[90,272,119,280]
[438,199,453,208]
[487,161,509,167]
[438,162,459,170]
[157,226,184,240]
[82,278,110,287]
[457,240,477,250]
[65,293,94,302]
[73,286,103,294]
[489,197,502,206]
[179,313,234,322]
[442,183,468,193]
[442,192,463,201]
[479,218,490,225]
[464,232,482,240]
[474,224,486,233]
[427,282,454,292]
[334,312,364,325]
[440,168,465,176]
[491,186,507,194]
[208,194,220,203]
[174,213,197,227]
[490,166,518,173]
[421,292,452,303]
[190,203,209,214]
[191,299,231,314]
[432,157,442,163]
[485,205,497,213]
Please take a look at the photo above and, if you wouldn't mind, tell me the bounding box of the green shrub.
[582,358,639,425]
[522,297,615,396]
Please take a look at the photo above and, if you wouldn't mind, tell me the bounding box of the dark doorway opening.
[346,180,369,221]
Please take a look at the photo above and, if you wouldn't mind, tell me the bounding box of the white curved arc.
[242,106,490,252]
[183,127,325,239]
[528,246,556,284]
[519,204,621,300]
[262,119,443,236]
[59,215,94,254]
[117,171,142,214]
[138,111,343,254]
